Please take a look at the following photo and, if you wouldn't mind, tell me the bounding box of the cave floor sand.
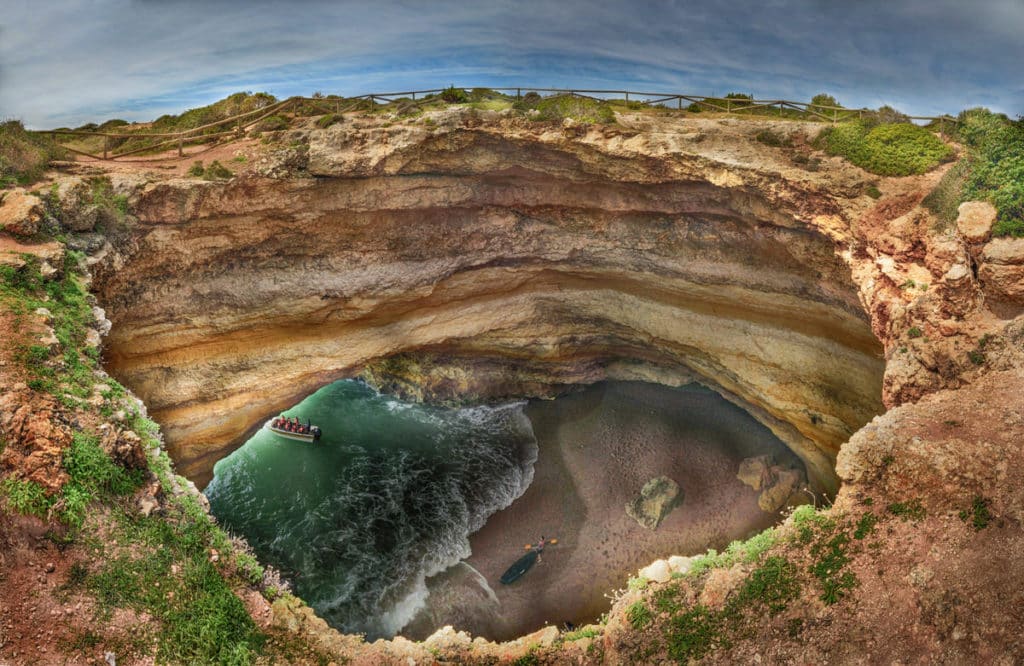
[407,381,801,642]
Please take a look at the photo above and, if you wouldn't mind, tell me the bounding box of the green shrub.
[755,129,791,147]
[922,159,970,230]
[866,185,883,199]
[203,160,233,180]
[1,476,53,517]
[187,160,205,177]
[853,512,878,539]
[88,177,128,221]
[907,326,923,338]
[0,120,67,186]
[959,496,991,530]
[809,531,857,604]
[809,93,841,115]
[887,499,926,521]
[687,526,779,576]
[873,105,910,124]
[956,109,1024,237]
[732,555,800,614]
[315,113,343,129]
[626,601,652,629]
[154,92,277,133]
[662,556,800,662]
[535,95,615,124]
[58,431,143,529]
[562,625,600,641]
[439,86,469,103]
[252,115,289,132]
[818,120,953,176]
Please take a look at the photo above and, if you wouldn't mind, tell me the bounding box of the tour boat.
[267,418,322,443]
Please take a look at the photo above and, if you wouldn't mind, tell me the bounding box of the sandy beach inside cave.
[404,381,802,641]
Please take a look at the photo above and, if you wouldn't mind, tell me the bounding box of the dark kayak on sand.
[499,550,539,584]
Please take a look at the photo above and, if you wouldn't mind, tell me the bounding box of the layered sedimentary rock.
[91,112,894,491]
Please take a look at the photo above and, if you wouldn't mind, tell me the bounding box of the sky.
[1,0,1022,128]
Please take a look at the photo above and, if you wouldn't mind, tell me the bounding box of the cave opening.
[88,149,889,645]
[204,376,808,642]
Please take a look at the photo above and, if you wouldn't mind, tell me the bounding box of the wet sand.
[408,381,801,641]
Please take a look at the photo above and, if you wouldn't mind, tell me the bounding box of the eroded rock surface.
[88,113,900,493]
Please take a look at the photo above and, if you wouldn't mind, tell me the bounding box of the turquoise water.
[205,379,537,639]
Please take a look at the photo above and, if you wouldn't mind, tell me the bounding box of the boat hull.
[500,549,539,584]
[267,425,320,442]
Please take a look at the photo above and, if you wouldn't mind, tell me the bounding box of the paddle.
[524,538,558,550]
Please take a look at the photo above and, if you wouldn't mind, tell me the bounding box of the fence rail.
[33,87,959,162]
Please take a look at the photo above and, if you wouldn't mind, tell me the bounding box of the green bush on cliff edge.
[0,119,66,186]
[817,119,952,176]
[954,108,1024,237]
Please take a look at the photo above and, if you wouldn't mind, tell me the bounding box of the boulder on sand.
[737,455,807,512]
[626,476,682,530]
[737,454,774,490]
[758,468,803,512]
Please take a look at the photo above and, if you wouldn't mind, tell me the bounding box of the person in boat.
[534,536,546,563]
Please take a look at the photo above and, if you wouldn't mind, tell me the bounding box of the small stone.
[85,329,103,348]
[667,555,693,575]
[639,559,672,583]
[45,562,55,573]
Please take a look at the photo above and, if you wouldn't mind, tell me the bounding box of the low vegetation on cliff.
[0,120,66,186]
[815,119,953,176]
[955,108,1024,237]
[0,238,323,665]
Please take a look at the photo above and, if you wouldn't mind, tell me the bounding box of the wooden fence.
[34,87,959,162]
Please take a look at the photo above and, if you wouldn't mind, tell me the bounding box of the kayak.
[500,550,539,585]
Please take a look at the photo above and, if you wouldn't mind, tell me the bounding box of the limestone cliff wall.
[92,114,892,491]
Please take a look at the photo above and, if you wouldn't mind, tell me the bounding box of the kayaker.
[535,536,546,562]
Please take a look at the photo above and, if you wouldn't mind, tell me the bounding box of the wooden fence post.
[103,137,109,160]
[178,138,183,157]
[517,88,521,100]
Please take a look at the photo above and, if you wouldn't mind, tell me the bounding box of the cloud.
[1,0,1021,127]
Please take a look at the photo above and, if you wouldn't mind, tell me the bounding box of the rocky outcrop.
[737,455,808,512]
[956,201,996,244]
[89,113,897,494]
[978,238,1024,313]
[626,476,682,530]
[0,190,43,237]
